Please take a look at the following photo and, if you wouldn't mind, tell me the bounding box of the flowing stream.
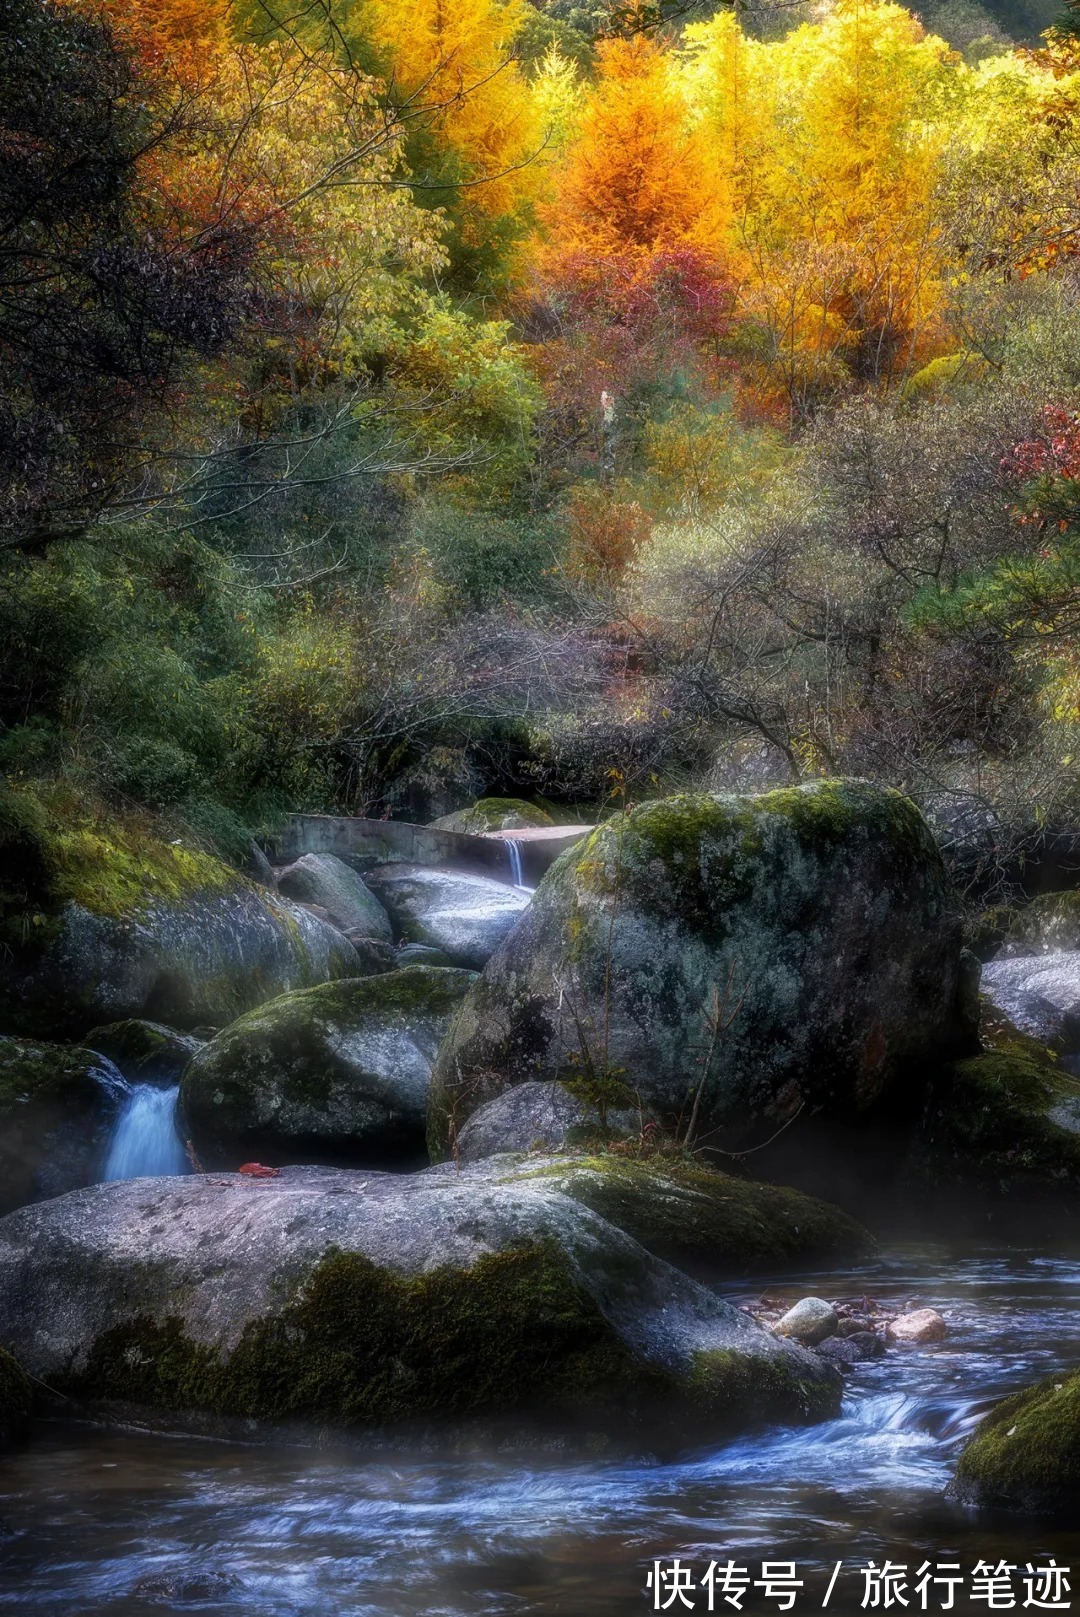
[2,1244,1078,1615]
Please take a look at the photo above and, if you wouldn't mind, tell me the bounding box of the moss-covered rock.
[495,1155,877,1277]
[432,798,554,834]
[365,864,531,968]
[430,780,970,1158]
[951,1368,1080,1517]
[0,792,359,1037]
[0,1164,840,1442]
[911,1034,1080,1202]
[180,967,476,1168]
[86,1020,204,1081]
[0,1344,32,1448]
[0,1036,118,1213]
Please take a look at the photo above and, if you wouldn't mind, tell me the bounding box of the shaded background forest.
[5,0,1080,909]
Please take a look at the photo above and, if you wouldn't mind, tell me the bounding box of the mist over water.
[2,1246,1078,1616]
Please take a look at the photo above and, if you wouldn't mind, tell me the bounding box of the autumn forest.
[5,0,1080,897]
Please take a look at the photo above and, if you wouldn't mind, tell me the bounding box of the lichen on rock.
[430,779,969,1158]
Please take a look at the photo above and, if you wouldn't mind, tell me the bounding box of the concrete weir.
[266,815,591,887]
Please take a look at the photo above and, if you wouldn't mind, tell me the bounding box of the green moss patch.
[916,1039,1080,1197]
[75,1243,658,1427]
[509,1155,876,1276]
[954,1369,1080,1517]
[0,780,237,953]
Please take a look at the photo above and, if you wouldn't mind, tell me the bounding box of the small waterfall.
[102,1084,189,1182]
[501,837,531,891]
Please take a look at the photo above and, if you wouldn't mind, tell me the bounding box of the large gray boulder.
[0,1037,119,1213]
[430,781,970,1157]
[0,1164,839,1441]
[5,880,359,1040]
[980,954,1080,1050]
[365,865,531,969]
[180,967,475,1168]
[274,854,393,943]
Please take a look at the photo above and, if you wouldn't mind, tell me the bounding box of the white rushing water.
[101,1083,188,1181]
[501,836,531,890]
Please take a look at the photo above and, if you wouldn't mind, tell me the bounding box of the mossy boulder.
[180,967,476,1168]
[86,1020,204,1081]
[430,780,970,1158]
[951,1369,1080,1517]
[0,1345,32,1448]
[0,1036,119,1214]
[365,865,531,969]
[910,1035,1080,1202]
[0,1164,840,1443]
[0,801,360,1038]
[432,798,554,834]
[274,854,393,943]
[492,1155,877,1278]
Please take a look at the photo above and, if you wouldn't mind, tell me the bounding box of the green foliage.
[406,503,560,609]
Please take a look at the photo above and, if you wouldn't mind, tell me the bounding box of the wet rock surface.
[980,953,1080,1050]
[274,854,393,943]
[0,1164,840,1441]
[365,865,531,969]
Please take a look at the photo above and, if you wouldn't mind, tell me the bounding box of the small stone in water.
[816,1331,883,1367]
[134,1570,242,1603]
[774,1297,839,1345]
[887,1307,947,1345]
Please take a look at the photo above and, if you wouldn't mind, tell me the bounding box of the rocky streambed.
[2,780,1080,1613]
[2,1243,1079,1616]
